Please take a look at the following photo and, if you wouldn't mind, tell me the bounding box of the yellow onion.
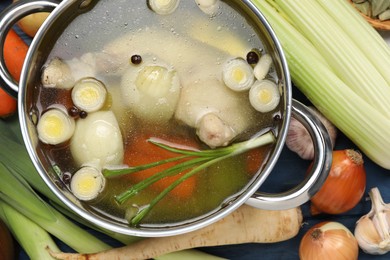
[300,221,359,260]
[310,149,366,215]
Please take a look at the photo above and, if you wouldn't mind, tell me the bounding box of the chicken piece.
[175,78,257,147]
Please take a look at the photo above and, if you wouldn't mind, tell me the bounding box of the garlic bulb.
[354,187,390,255]
[286,106,337,160]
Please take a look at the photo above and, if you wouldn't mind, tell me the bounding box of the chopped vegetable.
[49,205,302,260]
[70,166,106,201]
[249,79,280,113]
[222,58,255,91]
[122,134,198,199]
[71,77,107,113]
[253,53,273,81]
[103,131,275,225]
[252,0,390,169]
[37,106,75,145]
[70,110,124,168]
[0,88,17,118]
[148,0,180,15]
[121,57,181,123]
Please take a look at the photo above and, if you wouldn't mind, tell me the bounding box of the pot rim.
[17,0,292,237]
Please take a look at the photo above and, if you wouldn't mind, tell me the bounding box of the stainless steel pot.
[0,0,332,237]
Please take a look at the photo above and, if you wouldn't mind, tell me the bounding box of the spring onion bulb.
[253,53,273,81]
[222,58,255,91]
[195,0,220,16]
[70,166,106,201]
[249,80,280,113]
[148,0,180,15]
[70,111,124,168]
[37,106,75,145]
[121,57,181,122]
[71,78,107,113]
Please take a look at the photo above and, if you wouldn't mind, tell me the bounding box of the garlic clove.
[354,187,390,255]
[355,216,388,255]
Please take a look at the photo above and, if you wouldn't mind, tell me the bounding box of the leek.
[0,200,60,260]
[0,162,111,253]
[252,0,390,169]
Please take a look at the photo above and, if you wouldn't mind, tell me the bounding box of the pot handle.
[245,99,333,210]
[0,0,59,98]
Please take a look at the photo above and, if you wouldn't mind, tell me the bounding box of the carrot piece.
[0,88,17,118]
[124,134,198,199]
[3,29,28,82]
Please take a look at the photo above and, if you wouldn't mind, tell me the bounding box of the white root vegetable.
[49,205,303,260]
[175,78,257,147]
[70,111,124,168]
[120,56,181,123]
[286,106,337,160]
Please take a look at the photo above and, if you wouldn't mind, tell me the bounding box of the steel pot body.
[0,0,332,237]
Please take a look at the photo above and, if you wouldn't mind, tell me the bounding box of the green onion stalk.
[103,132,276,225]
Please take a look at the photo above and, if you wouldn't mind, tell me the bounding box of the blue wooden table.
[1,0,390,259]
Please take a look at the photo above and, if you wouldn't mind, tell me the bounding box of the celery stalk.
[252,0,390,169]
[269,0,390,118]
[0,200,60,260]
[0,162,111,253]
[316,0,390,85]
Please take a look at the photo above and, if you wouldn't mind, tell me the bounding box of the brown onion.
[300,221,359,260]
[310,149,366,215]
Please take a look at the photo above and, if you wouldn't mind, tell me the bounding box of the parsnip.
[50,205,302,260]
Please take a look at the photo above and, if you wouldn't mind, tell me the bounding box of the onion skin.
[300,222,359,260]
[310,149,366,215]
[0,219,15,260]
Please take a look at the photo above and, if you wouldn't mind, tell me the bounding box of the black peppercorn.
[130,54,142,65]
[68,106,79,117]
[246,51,260,65]
[79,110,88,119]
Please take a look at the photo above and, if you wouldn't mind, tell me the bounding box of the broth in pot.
[30,0,283,228]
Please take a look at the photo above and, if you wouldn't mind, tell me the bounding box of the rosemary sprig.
[103,131,276,225]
